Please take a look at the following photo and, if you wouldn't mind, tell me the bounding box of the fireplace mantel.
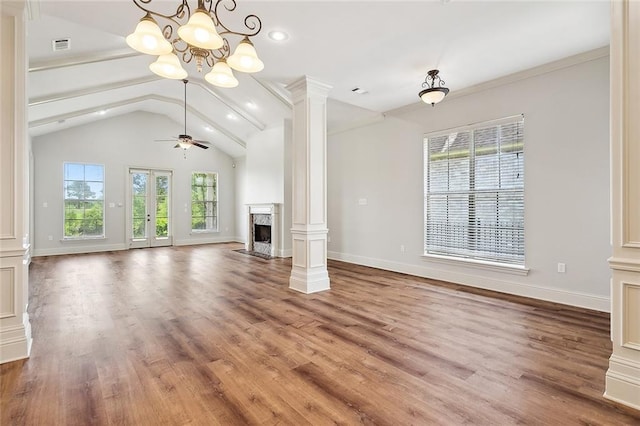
[246,204,280,257]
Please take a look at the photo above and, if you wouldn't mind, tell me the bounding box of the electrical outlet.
[48,235,53,241]
[557,263,566,273]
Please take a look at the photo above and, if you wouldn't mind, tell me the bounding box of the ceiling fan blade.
[192,142,210,149]
[174,144,182,149]
[192,140,211,145]
[156,139,179,142]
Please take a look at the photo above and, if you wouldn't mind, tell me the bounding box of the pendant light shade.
[178,141,193,149]
[149,53,188,79]
[418,69,449,107]
[419,87,449,105]
[177,9,223,50]
[205,59,239,88]
[227,37,264,73]
[126,14,173,55]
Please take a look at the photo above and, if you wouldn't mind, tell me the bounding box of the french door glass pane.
[156,175,169,237]
[132,173,147,239]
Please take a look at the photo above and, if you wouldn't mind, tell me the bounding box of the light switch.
[358,198,367,205]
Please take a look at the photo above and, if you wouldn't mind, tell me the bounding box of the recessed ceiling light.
[246,101,257,110]
[226,113,237,120]
[204,126,213,132]
[268,31,289,41]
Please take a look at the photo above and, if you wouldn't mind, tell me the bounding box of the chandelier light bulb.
[127,3,264,88]
[126,15,173,56]
[178,141,192,149]
[177,9,223,50]
[228,37,264,73]
[149,53,188,79]
[205,59,239,88]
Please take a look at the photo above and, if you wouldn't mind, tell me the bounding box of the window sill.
[190,230,219,235]
[61,237,107,242]
[421,253,529,276]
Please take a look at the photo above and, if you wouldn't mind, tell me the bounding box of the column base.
[604,355,640,411]
[289,268,330,294]
[0,313,32,364]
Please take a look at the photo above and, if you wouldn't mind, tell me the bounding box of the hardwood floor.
[2,243,639,425]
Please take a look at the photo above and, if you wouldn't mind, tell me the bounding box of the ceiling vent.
[52,38,70,52]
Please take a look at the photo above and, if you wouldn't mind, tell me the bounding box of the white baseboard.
[605,355,640,411]
[33,243,127,257]
[278,248,292,258]
[174,236,238,246]
[327,250,610,312]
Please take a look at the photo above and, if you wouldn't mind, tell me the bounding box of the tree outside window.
[191,172,218,232]
[64,163,104,238]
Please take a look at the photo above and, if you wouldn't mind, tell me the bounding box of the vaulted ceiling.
[28,0,610,157]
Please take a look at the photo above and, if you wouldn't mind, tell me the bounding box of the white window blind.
[424,116,524,265]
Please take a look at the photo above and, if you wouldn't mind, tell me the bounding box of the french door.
[128,168,173,248]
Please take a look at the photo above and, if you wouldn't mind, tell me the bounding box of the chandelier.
[419,69,449,106]
[126,0,264,88]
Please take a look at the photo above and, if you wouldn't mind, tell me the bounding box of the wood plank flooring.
[2,243,639,425]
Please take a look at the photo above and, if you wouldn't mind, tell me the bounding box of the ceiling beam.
[29,49,143,73]
[28,94,246,149]
[190,78,266,131]
[29,75,161,106]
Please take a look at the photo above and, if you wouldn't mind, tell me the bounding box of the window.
[424,116,524,265]
[191,172,218,231]
[63,162,105,238]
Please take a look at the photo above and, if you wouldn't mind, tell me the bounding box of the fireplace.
[246,204,280,257]
[254,224,271,243]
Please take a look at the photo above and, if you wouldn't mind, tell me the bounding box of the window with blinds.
[424,115,524,265]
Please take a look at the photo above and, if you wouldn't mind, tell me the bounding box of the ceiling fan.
[156,79,211,155]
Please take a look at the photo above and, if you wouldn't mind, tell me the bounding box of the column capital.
[286,75,332,100]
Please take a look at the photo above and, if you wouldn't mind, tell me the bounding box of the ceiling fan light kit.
[156,79,212,158]
[126,0,264,88]
[419,69,450,106]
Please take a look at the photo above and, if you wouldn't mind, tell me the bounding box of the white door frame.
[126,168,173,249]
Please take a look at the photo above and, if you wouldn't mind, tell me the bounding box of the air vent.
[351,87,368,95]
[52,38,70,51]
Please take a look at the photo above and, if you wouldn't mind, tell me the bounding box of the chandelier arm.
[209,38,231,60]
[213,0,262,37]
[132,0,190,29]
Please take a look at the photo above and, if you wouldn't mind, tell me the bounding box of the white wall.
[245,126,284,204]
[234,155,247,243]
[32,111,237,256]
[327,56,611,311]
[243,123,292,256]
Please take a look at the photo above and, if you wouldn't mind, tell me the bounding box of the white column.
[286,76,332,294]
[0,0,32,364]
[605,0,640,410]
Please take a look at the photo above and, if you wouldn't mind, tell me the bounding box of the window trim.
[190,171,219,233]
[62,162,105,240]
[421,253,530,276]
[423,114,525,267]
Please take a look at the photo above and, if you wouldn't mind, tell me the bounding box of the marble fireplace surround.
[246,204,280,257]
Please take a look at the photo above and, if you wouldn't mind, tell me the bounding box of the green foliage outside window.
[64,163,104,238]
[191,172,217,231]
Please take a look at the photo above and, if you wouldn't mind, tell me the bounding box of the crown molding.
[387,46,610,117]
